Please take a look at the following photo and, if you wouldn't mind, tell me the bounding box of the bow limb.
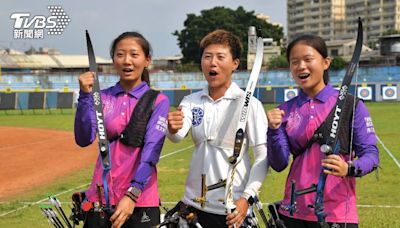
[224,35,264,222]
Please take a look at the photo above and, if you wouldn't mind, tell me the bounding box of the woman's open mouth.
[122,68,134,73]
[209,70,218,76]
[298,73,310,80]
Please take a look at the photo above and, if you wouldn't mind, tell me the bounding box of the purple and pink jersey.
[74,82,169,207]
[268,84,379,223]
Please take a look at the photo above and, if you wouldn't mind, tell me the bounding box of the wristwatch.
[126,186,142,202]
[128,186,141,198]
[347,161,356,177]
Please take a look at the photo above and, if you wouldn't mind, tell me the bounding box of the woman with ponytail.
[75,31,169,228]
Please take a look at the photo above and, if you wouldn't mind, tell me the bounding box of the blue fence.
[0,66,399,110]
[0,82,398,112]
[0,92,75,110]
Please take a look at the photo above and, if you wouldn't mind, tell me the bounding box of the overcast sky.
[1,0,286,59]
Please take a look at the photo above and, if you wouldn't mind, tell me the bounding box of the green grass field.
[0,102,399,227]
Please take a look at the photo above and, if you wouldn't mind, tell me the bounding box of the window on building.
[331,49,339,57]
[296,2,304,7]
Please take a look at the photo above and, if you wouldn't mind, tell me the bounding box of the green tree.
[330,56,347,70]
[267,55,288,69]
[173,6,283,69]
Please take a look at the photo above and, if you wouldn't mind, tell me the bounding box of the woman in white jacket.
[167,29,268,228]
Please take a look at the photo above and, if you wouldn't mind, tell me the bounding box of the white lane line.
[377,135,400,170]
[160,145,194,159]
[0,183,89,217]
[0,145,193,217]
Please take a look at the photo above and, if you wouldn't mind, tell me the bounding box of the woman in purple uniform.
[75,31,169,228]
[267,34,379,228]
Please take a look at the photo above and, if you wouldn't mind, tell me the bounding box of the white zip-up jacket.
[167,82,268,215]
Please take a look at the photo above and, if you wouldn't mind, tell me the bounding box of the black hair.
[286,34,330,84]
[199,29,243,61]
[110,31,152,85]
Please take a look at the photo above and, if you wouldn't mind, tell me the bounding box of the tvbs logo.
[10,5,70,39]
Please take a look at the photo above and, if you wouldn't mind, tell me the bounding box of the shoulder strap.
[304,94,359,154]
[113,89,160,147]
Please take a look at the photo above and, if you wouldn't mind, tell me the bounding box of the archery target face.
[357,87,372,100]
[382,86,397,100]
[284,89,298,101]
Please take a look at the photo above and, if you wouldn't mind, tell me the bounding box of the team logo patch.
[191,107,204,126]
[156,116,167,133]
[102,97,113,116]
[286,109,302,132]
[365,117,375,133]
